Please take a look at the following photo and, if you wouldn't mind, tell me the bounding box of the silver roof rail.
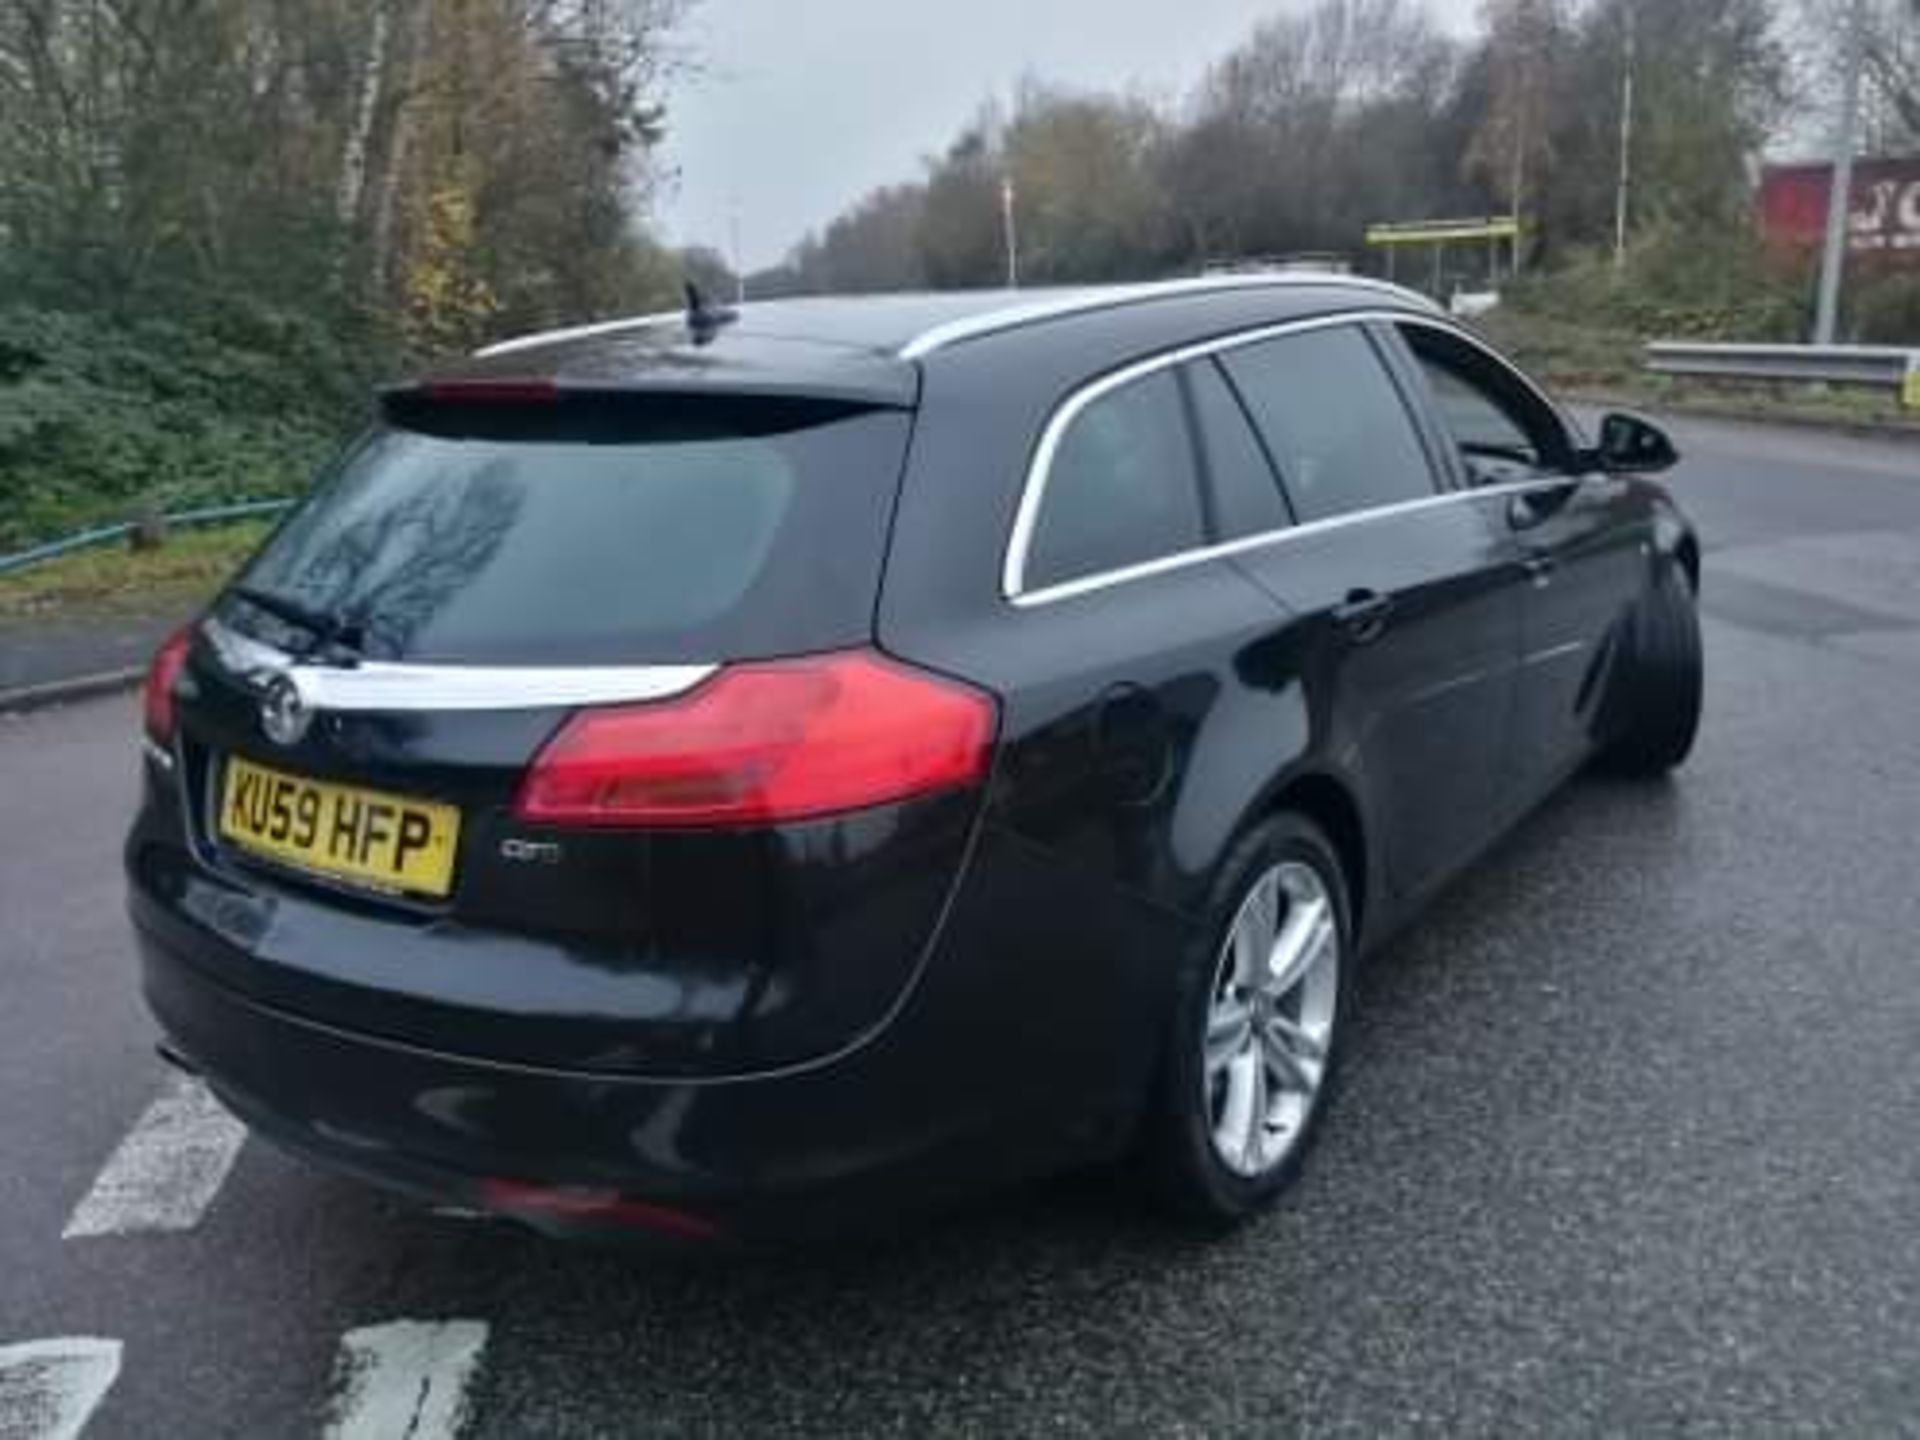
[473,275,1440,363]
[474,310,683,359]
[897,274,1440,360]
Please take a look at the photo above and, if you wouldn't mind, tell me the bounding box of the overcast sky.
[659,0,1484,271]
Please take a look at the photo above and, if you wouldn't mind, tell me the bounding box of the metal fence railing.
[1646,341,1920,408]
[0,499,294,578]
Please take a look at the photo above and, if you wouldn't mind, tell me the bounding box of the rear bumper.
[131,819,1192,1242]
[139,916,1003,1243]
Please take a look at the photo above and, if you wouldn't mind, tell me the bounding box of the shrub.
[0,297,389,552]
[1847,272,1920,345]
[1505,224,1807,342]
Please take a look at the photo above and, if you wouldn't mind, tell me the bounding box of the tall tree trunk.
[367,0,430,297]
[336,0,391,230]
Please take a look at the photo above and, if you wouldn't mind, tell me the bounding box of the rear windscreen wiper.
[229,584,364,659]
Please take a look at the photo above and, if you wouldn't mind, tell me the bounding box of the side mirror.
[1593,411,1679,475]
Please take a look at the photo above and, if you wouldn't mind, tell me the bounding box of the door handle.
[1332,589,1395,644]
[1522,552,1558,586]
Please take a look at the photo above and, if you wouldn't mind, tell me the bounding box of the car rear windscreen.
[227,397,914,665]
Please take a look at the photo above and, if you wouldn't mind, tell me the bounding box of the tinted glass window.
[1187,360,1291,539]
[1398,323,1571,484]
[1419,358,1536,460]
[1025,369,1204,591]
[1221,327,1436,524]
[228,401,910,665]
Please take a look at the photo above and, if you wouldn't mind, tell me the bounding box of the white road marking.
[62,1077,247,1239]
[324,1321,488,1440]
[0,1338,122,1440]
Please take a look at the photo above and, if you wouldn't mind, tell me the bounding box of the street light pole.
[1508,118,1525,278]
[1814,0,1867,345]
[1613,3,1636,270]
[1001,177,1020,289]
[728,200,747,305]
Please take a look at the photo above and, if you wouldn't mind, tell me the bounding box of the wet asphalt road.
[2,413,1918,1436]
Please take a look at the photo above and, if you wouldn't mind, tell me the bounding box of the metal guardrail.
[1646,341,1920,407]
[0,498,294,578]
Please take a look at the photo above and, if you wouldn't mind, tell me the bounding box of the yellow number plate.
[218,756,461,899]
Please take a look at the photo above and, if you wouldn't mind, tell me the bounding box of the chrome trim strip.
[200,617,716,712]
[1009,480,1567,610]
[899,276,1441,361]
[1003,308,1574,608]
[141,737,175,771]
[475,309,684,359]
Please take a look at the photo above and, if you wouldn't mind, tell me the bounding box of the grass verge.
[0,521,268,622]
[1477,310,1920,434]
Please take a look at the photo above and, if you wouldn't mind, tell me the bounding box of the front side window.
[1421,362,1536,459]
[1220,327,1437,524]
[1398,324,1573,484]
[1022,369,1204,592]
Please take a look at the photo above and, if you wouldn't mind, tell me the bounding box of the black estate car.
[128,276,1702,1242]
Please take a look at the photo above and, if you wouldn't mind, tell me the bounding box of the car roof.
[443,276,1443,406]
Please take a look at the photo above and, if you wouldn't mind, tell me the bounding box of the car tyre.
[1602,560,1702,777]
[1142,813,1353,1229]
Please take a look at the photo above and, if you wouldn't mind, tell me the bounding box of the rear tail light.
[514,650,997,829]
[143,624,195,745]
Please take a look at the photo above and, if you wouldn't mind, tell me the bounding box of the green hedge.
[1505,226,1809,343]
[0,298,388,551]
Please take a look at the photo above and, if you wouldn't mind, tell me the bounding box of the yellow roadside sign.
[1365,218,1521,247]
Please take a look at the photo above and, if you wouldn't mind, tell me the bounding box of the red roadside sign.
[1760,158,1920,263]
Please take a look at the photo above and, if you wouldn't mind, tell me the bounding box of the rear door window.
[1022,369,1205,593]
[1184,359,1292,540]
[1220,326,1438,524]
[228,399,912,665]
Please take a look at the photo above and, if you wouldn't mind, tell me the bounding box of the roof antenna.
[684,281,739,345]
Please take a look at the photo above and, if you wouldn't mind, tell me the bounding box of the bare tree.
[0,0,688,341]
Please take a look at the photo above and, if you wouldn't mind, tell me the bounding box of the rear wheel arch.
[1263,773,1369,949]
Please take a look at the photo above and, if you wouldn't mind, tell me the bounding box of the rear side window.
[1221,327,1437,524]
[229,400,911,665]
[1023,369,1204,592]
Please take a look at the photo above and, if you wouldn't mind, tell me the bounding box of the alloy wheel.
[1202,860,1340,1178]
